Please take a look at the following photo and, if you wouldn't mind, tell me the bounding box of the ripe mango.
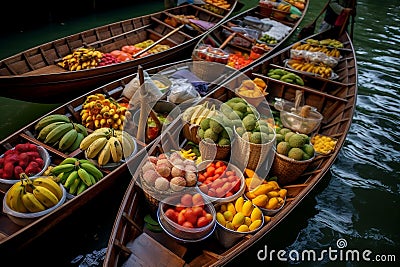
[234,196,244,212]
[250,207,263,222]
[267,190,279,198]
[217,212,226,226]
[267,180,280,190]
[252,194,269,207]
[225,221,234,230]
[232,212,245,227]
[250,184,274,196]
[265,197,279,210]
[278,188,287,198]
[244,217,252,227]
[245,191,257,200]
[223,210,233,222]
[249,219,262,231]
[237,224,250,232]
[227,202,236,216]
[241,200,254,217]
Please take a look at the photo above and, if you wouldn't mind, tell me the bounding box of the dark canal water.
[0,0,398,266]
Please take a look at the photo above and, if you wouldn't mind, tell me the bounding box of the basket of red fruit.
[0,142,50,191]
[157,192,216,242]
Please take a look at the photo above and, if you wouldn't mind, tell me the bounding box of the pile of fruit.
[236,78,267,98]
[0,142,46,179]
[110,41,170,61]
[311,134,337,155]
[197,161,242,199]
[287,59,333,79]
[275,128,315,161]
[182,102,218,126]
[216,196,263,232]
[258,33,278,45]
[98,53,121,67]
[50,158,104,195]
[197,114,233,146]
[80,93,128,130]
[57,47,103,71]
[163,193,213,229]
[235,118,275,145]
[306,38,344,48]
[292,42,341,58]
[227,52,254,69]
[79,128,136,166]
[141,151,197,192]
[6,174,63,213]
[244,169,287,211]
[35,114,88,153]
[267,68,304,85]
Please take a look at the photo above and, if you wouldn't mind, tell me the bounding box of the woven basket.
[182,120,201,144]
[270,153,315,185]
[199,139,231,161]
[231,131,275,171]
[192,60,226,82]
[140,177,173,213]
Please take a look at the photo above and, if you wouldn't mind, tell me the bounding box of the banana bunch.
[277,3,291,12]
[80,93,127,130]
[179,148,197,160]
[134,39,155,49]
[267,68,304,85]
[6,173,63,213]
[35,114,88,153]
[182,102,218,125]
[288,59,333,79]
[306,38,344,48]
[57,47,103,71]
[50,157,104,195]
[292,42,341,58]
[79,128,136,166]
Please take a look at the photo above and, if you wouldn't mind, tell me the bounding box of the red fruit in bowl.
[192,206,203,217]
[192,193,204,207]
[180,194,193,207]
[165,208,178,223]
[182,221,194,228]
[184,208,197,225]
[197,216,210,228]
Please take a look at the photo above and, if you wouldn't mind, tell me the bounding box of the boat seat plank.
[150,16,193,39]
[191,4,224,19]
[144,228,188,258]
[22,65,67,75]
[123,232,186,267]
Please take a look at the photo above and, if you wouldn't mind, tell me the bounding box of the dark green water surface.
[0,0,398,266]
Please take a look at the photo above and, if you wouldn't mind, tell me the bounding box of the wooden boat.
[0,58,199,252]
[0,1,239,104]
[191,0,309,72]
[104,27,357,267]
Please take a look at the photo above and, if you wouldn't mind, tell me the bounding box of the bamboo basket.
[270,153,315,185]
[199,139,231,161]
[192,60,227,82]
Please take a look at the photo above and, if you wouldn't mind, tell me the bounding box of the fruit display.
[236,78,267,98]
[80,93,127,130]
[141,151,198,192]
[275,128,315,161]
[98,53,121,66]
[235,118,275,145]
[50,157,104,195]
[182,102,218,125]
[215,196,264,232]
[244,169,287,212]
[292,42,341,58]
[197,114,233,146]
[258,33,278,45]
[79,128,136,166]
[306,38,344,48]
[220,97,258,123]
[57,47,103,71]
[197,160,243,200]
[285,0,306,10]
[35,114,88,153]
[287,59,334,79]
[6,173,64,213]
[227,52,254,69]
[0,142,47,179]
[311,134,338,155]
[267,68,304,85]
[162,193,213,228]
[194,45,229,64]
[110,41,170,61]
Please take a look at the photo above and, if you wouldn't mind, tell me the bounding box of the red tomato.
[184,208,197,225]
[182,221,194,228]
[215,161,225,168]
[165,208,177,223]
[197,216,210,228]
[177,211,186,225]
[175,203,185,212]
[206,166,216,177]
[198,173,206,183]
[192,206,203,217]
[211,174,220,181]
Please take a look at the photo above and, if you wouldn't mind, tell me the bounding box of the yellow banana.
[33,177,63,200]
[32,185,59,208]
[97,141,111,166]
[109,136,123,162]
[79,132,107,150]
[10,184,28,213]
[85,137,107,158]
[6,181,23,208]
[22,191,46,212]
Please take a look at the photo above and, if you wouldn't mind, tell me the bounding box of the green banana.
[35,114,70,131]
[67,132,85,152]
[58,171,73,184]
[78,159,95,166]
[77,168,93,187]
[59,157,78,165]
[37,121,66,141]
[51,163,75,176]
[74,123,88,137]
[76,181,88,195]
[269,74,281,79]
[80,162,103,181]
[68,178,81,195]
[59,128,78,151]
[79,132,107,150]
[64,170,79,188]
[44,123,74,145]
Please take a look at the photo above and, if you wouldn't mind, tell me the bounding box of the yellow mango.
[225,221,234,230]
[232,212,245,227]
[227,202,236,216]
[264,216,271,223]
[267,180,280,190]
[246,177,265,191]
[244,217,252,226]
[223,210,233,222]
[216,212,226,226]
[278,188,287,198]
[252,194,269,207]
[234,196,244,212]
[245,191,257,200]
[277,197,285,206]
[267,190,280,198]
[250,184,274,196]
[249,219,262,231]
[250,207,263,222]
[236,224,250,232]
[265,197,279,210]
[241,200,254,217]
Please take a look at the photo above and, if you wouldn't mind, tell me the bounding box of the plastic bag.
[167,78,200,104]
